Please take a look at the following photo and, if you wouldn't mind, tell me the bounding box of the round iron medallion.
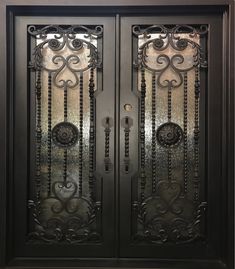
[48,39,60,49]
[176,39,188,50]
[72,39,83,50]
[52,122,79,148]
[156,122,183,148]
[153,38,164,49]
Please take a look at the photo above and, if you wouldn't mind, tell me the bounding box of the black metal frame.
[119,13,229,264]
[0,1,234,269]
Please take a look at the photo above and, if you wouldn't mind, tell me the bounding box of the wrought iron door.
[11,14,225,265]
[13,16,116,258]
[119,16,223,260]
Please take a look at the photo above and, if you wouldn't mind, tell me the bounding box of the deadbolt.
[124,103,133,112]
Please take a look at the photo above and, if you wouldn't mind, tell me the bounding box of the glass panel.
[132,25,208,244]
[28,25,103,244]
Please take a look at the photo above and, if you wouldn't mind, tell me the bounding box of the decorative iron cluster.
[156,122,183,148]
[28,24,103,244]
[133,24,208,244]
[52,122,79,148]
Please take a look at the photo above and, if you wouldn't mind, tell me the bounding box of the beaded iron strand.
[140,68,146,201]
[167,85,172,183]
[79,72,84,196]
[89,68,95,200]
[193,67,200,202]
[183,72,188,194]
[35,70,42,214]
[151,72,157,193]
[47,73,52,196]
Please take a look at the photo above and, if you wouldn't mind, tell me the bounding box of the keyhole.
[124,104,132,112]
[125,117,129,125]
[125,165,129,172]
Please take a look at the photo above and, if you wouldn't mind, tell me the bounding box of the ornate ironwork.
[133,24,207,73]
[28,24,103,244]
[133,199,207,243]
[52,122,79,148]
[156,122,183,148]
[28,196,101,243]
[133,24,208,244]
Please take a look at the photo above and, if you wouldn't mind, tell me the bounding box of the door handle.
[102,117,113,173]
[121,116,133,174]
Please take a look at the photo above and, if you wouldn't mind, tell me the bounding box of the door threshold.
[5,258,227,269]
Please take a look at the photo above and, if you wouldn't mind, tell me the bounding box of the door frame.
[0,1,234,269]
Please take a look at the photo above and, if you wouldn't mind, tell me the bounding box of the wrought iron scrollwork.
[28,24,103,244]
[132,24,208,244]
[28,25,102,71]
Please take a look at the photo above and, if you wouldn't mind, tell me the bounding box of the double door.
[11,14,224,264]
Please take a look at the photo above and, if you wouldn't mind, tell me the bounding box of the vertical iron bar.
[183,72,188,194]
[167,86,172,122]
[152,72,156,193]
[47,72,52,196]
[64,85,68,122]
[35,70,42,215]
[89,68,95,199]
[194,66,200,202]
[168,150,172,183]
[63,149,68,186]
[63,83,68,186]
[167,85,172,183]
[79,72,84,196]
[140,68,146,201]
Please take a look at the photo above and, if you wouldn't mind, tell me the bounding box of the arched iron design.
[28,25,103,244]
[132,24,208,244]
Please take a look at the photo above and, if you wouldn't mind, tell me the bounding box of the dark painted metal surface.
[0,2,234,269]
[118,12,233,268]
[11,16,116,258]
